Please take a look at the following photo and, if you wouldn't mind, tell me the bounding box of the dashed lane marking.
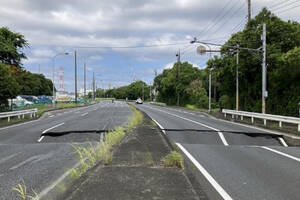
[38,123,65,142]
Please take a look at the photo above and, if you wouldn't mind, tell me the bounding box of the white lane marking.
[0,119,40,131]
[49,115,55,118]
[38,158,87,199]
[10,156,37,170]
[38,123,65,142]
[81,112,88,116]
[261,146,300,162]
[152,119,166,135]
[0,153,20,165]
[144,105,229,146]
[279,138,288,147]
[75,111,80,114]
[100,132,104,142]
[176,143,233,200]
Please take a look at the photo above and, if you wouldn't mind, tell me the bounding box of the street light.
[52,52,69,107]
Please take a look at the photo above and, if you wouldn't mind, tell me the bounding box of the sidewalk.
[60,113,206,200]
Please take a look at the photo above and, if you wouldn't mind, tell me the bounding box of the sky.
[1,0,299,92]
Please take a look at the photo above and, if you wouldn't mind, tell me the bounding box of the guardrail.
[149,102,167,106]
[0,108,38,122]
[222,109,300,132]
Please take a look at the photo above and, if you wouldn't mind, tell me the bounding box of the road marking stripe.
[38,123,65,142]
[176,143,233,200]
[261,146,300,162]
[75,111,80,114]
[49,115,55,118]
[0,119,40,131]
[38,158,87,199]
[279,138,288,147]
[152,119,166,135]
[145,105,228,146]
[81,112,88,116]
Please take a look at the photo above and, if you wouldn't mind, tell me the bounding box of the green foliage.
[0,27,53,110]
[207,8,300,116]
[185,80,208,108]
[0,27,28,67]
[162,151,184,169]
[95,80,151,101]
[0,63,20,109]
[154,62,208,106]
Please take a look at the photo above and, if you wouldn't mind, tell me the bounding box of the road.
[136,103,300,200]
[0,100,132,199]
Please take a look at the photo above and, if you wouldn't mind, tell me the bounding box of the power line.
[64,42,189,49]
[271,0,300,12]
[269,0,294,9]
[205,2,246,40]
[196,0,234,38]
[201,0,242,38]
[276,3,300,14]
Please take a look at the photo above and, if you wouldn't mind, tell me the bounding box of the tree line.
[95,80,151,100]
[106,9,300,117]
[0,27,53,109]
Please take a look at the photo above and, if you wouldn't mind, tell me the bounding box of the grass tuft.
[162,151,184,169]
[12,180,38,200]
[145,152,154,166]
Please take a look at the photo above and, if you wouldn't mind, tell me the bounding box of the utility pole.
[93,71,95,101]
[209,69,212,112]
[247,0,251,23]
[236,44,239,111]
[84,62,86,97]
[262,23,267,113]
[176,50,181,106]
[74,50,78,104]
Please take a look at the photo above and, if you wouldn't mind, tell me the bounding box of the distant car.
[9,96,34,108]
[20,95,39,104]
[136,98,143,104]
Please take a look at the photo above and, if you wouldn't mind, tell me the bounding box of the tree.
[0,63,20,110]
[185,80,208,108]
[0,27,28,67]
[207,8,300,116]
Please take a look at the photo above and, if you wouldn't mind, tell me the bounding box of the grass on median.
[70,105,143,179]
[162,151,184,170]
[12,180,38,200]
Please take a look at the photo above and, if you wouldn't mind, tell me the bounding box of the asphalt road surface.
[0,100,132,199]
[136,103,300,200]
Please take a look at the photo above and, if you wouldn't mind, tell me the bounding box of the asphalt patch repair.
[60,112,208,200]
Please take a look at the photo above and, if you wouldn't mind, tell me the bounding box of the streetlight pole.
[52,52,69,107]
[176,50,181,106]
[74,50,78,104]
[236,44,239,111]
[209,69,212,112]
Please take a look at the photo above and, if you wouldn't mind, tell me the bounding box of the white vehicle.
[9,96,34,108]
[135,98,143,104]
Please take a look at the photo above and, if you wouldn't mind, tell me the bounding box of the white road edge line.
[38,158,87,199]
[176,143,233,200]
[38,123,65,143]
[279,137,288,147]
[145,105,229,146]
[152,119,166,135]
[49,115,55,118]
[81,112,88,116]
[261,146,300,162]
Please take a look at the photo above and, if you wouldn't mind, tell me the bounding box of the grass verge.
[162,151,184,169]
